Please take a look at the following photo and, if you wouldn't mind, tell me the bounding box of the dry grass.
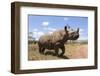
[64,43,88,59]
[28,42,88,61]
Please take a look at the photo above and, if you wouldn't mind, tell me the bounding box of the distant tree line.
[28,32,37,44]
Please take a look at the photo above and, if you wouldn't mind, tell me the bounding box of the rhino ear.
[64,26,67,31]
[77,28,79,33]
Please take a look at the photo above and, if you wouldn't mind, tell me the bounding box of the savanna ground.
[28,41,88,60]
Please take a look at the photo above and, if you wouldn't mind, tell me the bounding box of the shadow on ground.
[44,51,69,59]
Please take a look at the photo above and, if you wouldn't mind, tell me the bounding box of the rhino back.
[51,30,67,43]
[39,30,67,45]
[39,35,51,44]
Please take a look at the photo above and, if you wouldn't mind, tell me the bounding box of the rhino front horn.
[77,28,79,33]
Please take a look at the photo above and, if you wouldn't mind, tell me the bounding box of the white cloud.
[33,31,44,40]
[79,28,84,35]
[44,27,56,34]
[28,32,33,37]
[32,27,56,40]
[33,28,38,32]
[47,27,56,31]
[42,21,49,27]
[80,29,84,32]
[48,31,53,34]
[78,28,88,40]
[37,32,44,37]
[32,31,37,38]
[64,17,68,21]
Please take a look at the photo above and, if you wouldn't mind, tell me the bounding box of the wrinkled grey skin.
[38,26,79,56]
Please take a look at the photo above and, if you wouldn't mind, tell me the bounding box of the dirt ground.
[28,42,88,60]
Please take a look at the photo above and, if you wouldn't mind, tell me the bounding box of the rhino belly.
[45,43,55,50]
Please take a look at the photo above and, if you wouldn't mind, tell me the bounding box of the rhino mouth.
[73,35,79,40]
[70,35,79,40]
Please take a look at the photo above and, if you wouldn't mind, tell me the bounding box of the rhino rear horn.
[64,26,67,31]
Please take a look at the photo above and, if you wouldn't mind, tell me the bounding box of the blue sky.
[28,15,88,40]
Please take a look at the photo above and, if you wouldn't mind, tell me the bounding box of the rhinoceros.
[38,26,79,56]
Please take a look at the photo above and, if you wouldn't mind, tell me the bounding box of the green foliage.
[28,40,38,44]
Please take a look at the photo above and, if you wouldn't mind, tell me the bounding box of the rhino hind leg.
[54,47,59,56]
[39,47,42,53]
[39,45,45,54]
[41,48,45,54]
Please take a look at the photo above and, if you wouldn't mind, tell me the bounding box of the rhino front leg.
[60,45,65,56]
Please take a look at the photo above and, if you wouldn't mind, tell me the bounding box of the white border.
[20,6,95,70]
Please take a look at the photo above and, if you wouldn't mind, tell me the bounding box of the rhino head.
[64,26,79,40]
